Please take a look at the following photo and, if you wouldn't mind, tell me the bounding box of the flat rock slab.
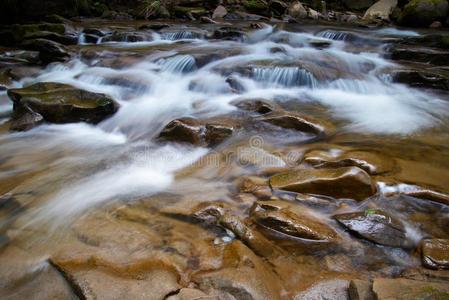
[269,167,376,201]
[422,239,449,270]
[334,209,408,247]
[372,278,449,300]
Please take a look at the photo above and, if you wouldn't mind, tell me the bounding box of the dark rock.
[44,14,73,24]
[83,34,100,44]
[210,28,246,41]
[430,21,442,28]
[24,31,78,45]
[21,39,69,63]
[9,105,44,131]
[372,278,449,299]
[392,69,449,91]
[270,167,376,201]
[270,0,288,16]
[399,34,449,50]
[399,0,449,27]
[250,200,337,241]
[421,239,449,270]
[8,82,118,126]
[101,31,153,43]
[334,209,409,247]
[226,76,246,93]
[158,117,235,147]
[344,0,375,10]
[243,0,269,15]
[389,46,449,66]
[82,28,106,36]
[0,23,66,46]
[138,24,170,31]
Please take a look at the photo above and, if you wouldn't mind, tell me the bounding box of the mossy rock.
[399,0,449,27]
[7,82,118,125]
[243,0,269,14]
[0,23,66,45]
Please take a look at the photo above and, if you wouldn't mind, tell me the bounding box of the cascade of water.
[252,67,318,88]
[161,31,202,40]
[157,55,197,73]
[317,30,349,41]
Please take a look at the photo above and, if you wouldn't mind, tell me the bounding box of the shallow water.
[0,21,449,298]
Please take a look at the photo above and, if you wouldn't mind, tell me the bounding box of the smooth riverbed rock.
[421,239,449,270]
[303,149,395,175]
[158,117,235,147]
[372,278,449,299]
[270,167,376,201]
[258,111,333,137]
[250,200,337,241]
[288,1,308,20]
[294,279,350,300]
[334,209,408,247]
[8,82,118,126]
[399,0,449,27]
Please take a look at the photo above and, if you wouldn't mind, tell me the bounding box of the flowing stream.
[0,21,449,298]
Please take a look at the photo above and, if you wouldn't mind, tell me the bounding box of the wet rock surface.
[334,209,409,247]
[421,239,449,270]
[270,167,376,200]
[8,82,118,127]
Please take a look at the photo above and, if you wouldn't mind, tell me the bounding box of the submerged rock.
[399,0,449,27]
[334,209,408,247]
[421,239,449,270]
[250,201,337,241]
[158,117,235,147]
[8,82,118,127]
[372,278,449,299]
[270,167,376,201]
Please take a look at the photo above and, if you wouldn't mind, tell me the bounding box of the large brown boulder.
[372,278,449,299]
[7,82,118,129]
[399,0,449,27]
[269,167,376,201]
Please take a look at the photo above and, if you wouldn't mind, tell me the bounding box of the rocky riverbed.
[0,17,449,299]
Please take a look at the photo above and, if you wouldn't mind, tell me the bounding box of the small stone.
[212,5,228,19]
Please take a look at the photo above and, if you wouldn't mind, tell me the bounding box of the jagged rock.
[250,200,338,241]
[21,39,69,63]
[363,0,397,21]
[348,279,375,300]
[270,167,376,201]
[9,105,44,131]
[392,69,449,91]
[7,82,118,126]
[212,5,228,19]
[399,0,449,27]
[421,239,449,270]
[288,1,308,20]
[372,278,449,299]
[158,117,235,147]
[303,149,395,175]
[334,209,409,247]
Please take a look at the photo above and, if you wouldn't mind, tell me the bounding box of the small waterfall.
[317,30,349,41]
[78,33,86,45]
[329,79,373,93]
[252,67,318,88]
[161,31,202,40]
[157,55,197,73]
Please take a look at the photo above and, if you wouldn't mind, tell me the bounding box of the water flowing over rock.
[270,167,376,200]
[334,209,409,247]
[7,82,118,127]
